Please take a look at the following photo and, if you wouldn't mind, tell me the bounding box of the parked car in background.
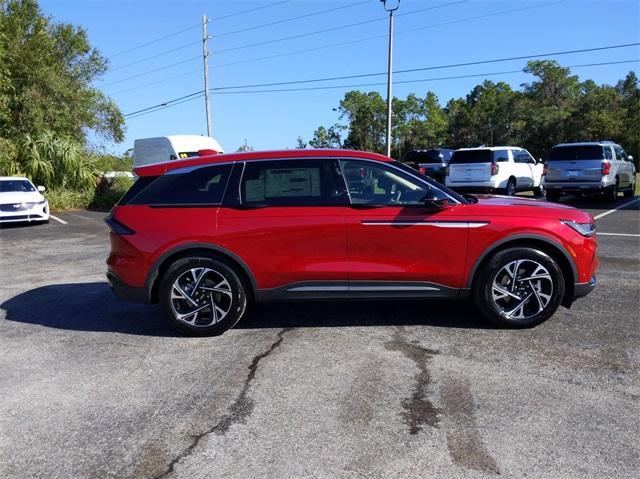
[133,135,224,168]
[445,147,544,196]
[106,149,597,336]
[0,177,49,224]
[404,148,454,183]
[544,141,636,202]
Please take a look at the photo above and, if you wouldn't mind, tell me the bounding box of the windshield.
[0,180,36,193]
[449,150,492,164]
[549,145,604,161]
[392,161,467,204]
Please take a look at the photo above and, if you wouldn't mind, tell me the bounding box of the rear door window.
[614,146,627,161]
[240,159,345,206]
[128,164,232,206]
[493,150,510,163]
[549,146,604,161]
[449,150,492,164]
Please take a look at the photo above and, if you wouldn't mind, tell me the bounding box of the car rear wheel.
[546,190,561,202]
[159,257,247,336]
[473,247,565,328]
[623,176,635,198]
[504,178,516,196]
[604,180,618,203]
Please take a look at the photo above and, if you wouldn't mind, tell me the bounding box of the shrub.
[91,175,134,210]
[45,187,95,211]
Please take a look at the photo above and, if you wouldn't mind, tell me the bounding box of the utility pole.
[202,14,212,137]
[381,0,399,158]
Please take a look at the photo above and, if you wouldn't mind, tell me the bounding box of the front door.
[339,159,470,297]
[216,158,349,295]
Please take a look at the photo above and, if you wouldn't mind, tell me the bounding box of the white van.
[133,135,224,168]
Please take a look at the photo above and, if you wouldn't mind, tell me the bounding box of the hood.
[471,195,593,222]
[0,191,46,205]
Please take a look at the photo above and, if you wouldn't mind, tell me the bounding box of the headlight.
[561,220,596,237]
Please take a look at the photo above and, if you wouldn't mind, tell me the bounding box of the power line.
[106,0,291,60]
[102,55,201,88]
[109,40,201,73]
[204,42,639,91]
[211,60,640,95]
[109,0,337,74]
[209,0,469,55]
[123,59,639,119]
[106,0,565,92]
[212,0,371,39]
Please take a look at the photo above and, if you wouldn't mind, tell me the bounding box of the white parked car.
[0,177,50,224]
[445,147,545,196]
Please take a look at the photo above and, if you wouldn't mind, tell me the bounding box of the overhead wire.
[124,58,639,119]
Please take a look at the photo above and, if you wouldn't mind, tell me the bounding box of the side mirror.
[424,197,449,209]
[37,185,45,192]
[628,155,634,162]
[538,158,544,164]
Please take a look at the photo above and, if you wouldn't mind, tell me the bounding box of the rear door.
[339,159,468,295]
[614,145,632,187]
[216,158,349,292]
[448,149,493,182]
[545,145,604,182]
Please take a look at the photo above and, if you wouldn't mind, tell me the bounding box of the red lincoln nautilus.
[106,149,597,336]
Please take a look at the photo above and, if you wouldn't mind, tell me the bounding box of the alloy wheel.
[170,267,233,327]
[491,259,554,320]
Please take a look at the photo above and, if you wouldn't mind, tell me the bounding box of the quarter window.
[494,150,510,163]
[340,160,447,206]
[128,164,232,205]
[604,146,613,160]
[240,159,345,206]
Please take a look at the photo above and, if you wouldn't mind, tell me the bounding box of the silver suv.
[544,141,636,202]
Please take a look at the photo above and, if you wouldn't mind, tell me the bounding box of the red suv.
[106,149,597,336]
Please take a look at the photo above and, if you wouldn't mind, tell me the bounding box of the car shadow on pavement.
[2,282,496,335]
[1,282,176,336]
[239,299,493,330]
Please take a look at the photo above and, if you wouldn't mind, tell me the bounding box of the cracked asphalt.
[1,198,638,478]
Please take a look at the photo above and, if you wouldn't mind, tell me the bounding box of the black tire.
[533,185,545,198]
[623,176,635,198]
[472,247,565,328]
[159,257,248,336]
[604,181,618,203]
[546,190,560,202]
[504,178,516,196]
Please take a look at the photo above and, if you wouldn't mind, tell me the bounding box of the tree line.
[306,61,639,164]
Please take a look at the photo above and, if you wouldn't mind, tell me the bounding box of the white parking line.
[594,197,640,220]
[49,215,67,225]
[597,232,640,237]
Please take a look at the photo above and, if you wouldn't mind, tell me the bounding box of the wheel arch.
[467,234,577,305]
[145,243,257,303]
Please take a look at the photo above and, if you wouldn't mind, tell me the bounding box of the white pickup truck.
[445,146,545,196]
[133,135,224,169]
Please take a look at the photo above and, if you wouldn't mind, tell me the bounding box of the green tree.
[338,91,386,152]
[309,125,341,148]
[616,72,640,166]
[295,136,307,149]
[0,0,124,146]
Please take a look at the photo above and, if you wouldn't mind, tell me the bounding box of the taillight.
[105,215,135,235]
[491,162,499,176]
[419,167,427,175]
[601,162,611,176]
[542,164,548,176]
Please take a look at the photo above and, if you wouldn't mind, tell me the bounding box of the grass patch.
[45,187,94,212]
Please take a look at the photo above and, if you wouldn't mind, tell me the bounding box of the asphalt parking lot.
[1,197,638,479]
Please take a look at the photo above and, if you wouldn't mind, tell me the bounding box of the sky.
[40,0,640,154]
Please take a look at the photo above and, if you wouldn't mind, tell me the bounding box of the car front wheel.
[473,247,565,328]
[159,257,248,336]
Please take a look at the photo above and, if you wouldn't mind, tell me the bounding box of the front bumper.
[573,276,597,299]
[0,204,49,223]
[106,271,149,304]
